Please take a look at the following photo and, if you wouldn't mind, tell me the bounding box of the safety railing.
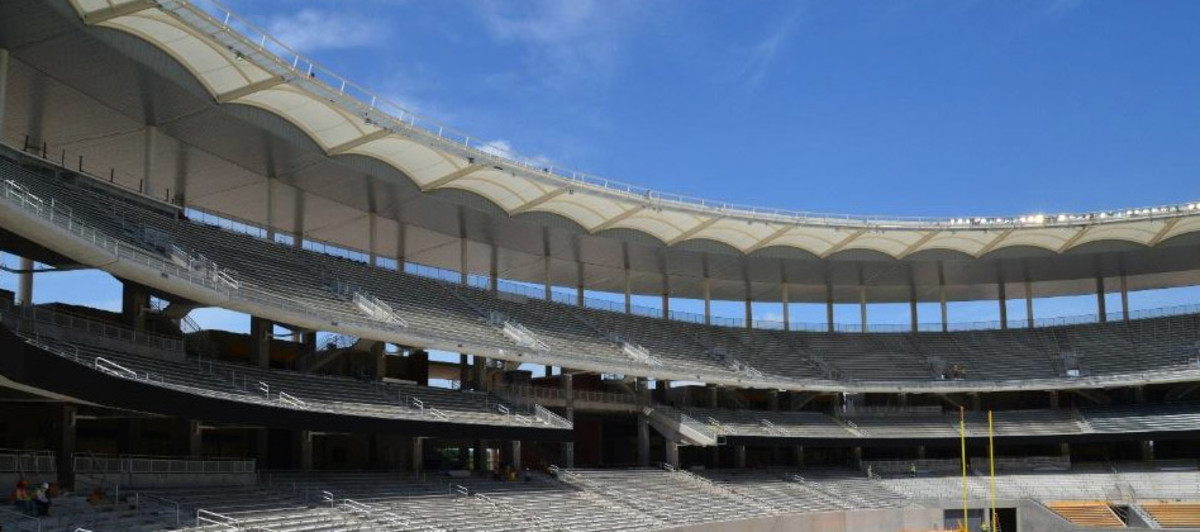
[0,300,185,357]
[0,448,56,475]
[277,391,307,409]
[491,383,639,406]
[74,453,255,475]
[534,404,573,429]
[0,508,41,532]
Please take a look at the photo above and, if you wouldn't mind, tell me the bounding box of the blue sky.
[5,0,1200,345]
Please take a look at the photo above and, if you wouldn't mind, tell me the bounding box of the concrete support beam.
[665,441,679,469]
[825,289,835,333]
[637,414,650,467]
[411,437,424,472]
[17,256,33,306]
[292,192,305,249]
[1025,280,1035,328]
[255,428,269,467]
[511,440,522,471]
[734,445,747,469]
[859,285,868,333]
[998,280,1008,330]
[474,356,489,392]
[54,404,77,489]
[794,446,804,467]
[1140,440,1155,461]
[459,354,470,390]
[177,419,202,458]
[1048,390,1060,410]
[473,440,486,472]
[707,383,719,408]
[368,213,379,266]
[265,178,276,242]
[1120,274,1130,322]
[909,296,918,333]
[767,390,780,411]
[298,430,314,470]
[703,278,711,325]
[1096,276,1108,323]
[250,316,273,368]
[372,342,386,381]
[0,49,9,134]
[142,126,157,196]
[1059,442,1071,461]
[938,263,949,332]
[562,373,575,468]
[781,281,790,331]
[661,291,669,319]
[120,282,150,331]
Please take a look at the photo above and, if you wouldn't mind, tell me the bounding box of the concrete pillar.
[0,48,9,134]
[1120,274,1130,322]
[1048,390,1060,410]
[1096,276,1107,323]
[917,445,927,459]
[938,263,949,332]
[909,296,919,333]
[734,445,747,469]
[474,356,489,392]
[781,281,790,331]
[793,446,804,467]
[563,373,575,468]
[142,125,157,196]
[53,404,77,489]
[17,256,33,306]
[637,413,650,467]
[703,278,712,325]
[177,419,202,458]
[1140,440,1155,461]
[970,393,981,411]
[462,236,471,286]
[368,213,379,266]
[859,285,868,333]
[711,446,721,469]
[510,440,522,471]
[665,441,679,469]
[623,267,632,314]
[411,437,424,472]
[119,418,143,455]
[250,316,272,368]
[459,354,470,390]
[767,390,780,411]
[1059,442,1070,461]
[744,298,753,329]
[488,243,498,293]
[371,342,386,381]
[852,446,863,468]
[707,384,719,408]
[473,440,486,472]
[636,377,650,405]
[121,282,150,331]
[299,430,314,470]
[396,222,407,270]
[292,191,305,249]
[661,291,670,319]
[1133,386,1146,403]
[1025,280,1035,328]
[265,178,276,242]
[825,291,835,333]
[998,280,1008,330]
[255,428,269,466]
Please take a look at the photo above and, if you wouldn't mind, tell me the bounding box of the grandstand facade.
[0,0,1198,530]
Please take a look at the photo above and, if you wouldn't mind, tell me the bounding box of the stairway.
[1046,501,1126,528]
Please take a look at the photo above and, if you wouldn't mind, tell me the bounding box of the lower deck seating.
[1140,502,1200,529]
[1046,501,1126,528]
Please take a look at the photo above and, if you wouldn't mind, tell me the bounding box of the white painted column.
[17,256,33,306]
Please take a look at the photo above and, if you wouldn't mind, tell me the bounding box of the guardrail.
[74,454,255,475]
[136,493,181,528]
[0,448,55,475]
[0,508,41,532]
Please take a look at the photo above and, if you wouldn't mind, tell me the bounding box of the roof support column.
[562,372,574,468]
[16,256,33,307]
[489,242,499,293]
[1096,276,1107,323]
[1120,274,1130,322]
[781,281,790,332]
[938,263,948,333]
[368,213,379,267]
[0,49,9,134]
[459,207,469,285]
[703,278,712,325]
[265,178,276,242]
[292,192,305,249]
[172,148,188,208]
[661,251,670,319]
[1025,280,1035,328]
[859,285,868,333]
[998,280,1008,330]
[909,296,918,333]
[661,291,669,319]
[142,125,157,197]
[396,222,406,271]
[825,285,835,333]
[543,228,552,301]
[745,297,753,329]
[624,269,632,314]
[576,261,585,306]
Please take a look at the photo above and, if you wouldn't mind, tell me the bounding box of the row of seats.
[5,158,1200,389]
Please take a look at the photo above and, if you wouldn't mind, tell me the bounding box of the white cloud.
[475,0,647,89]
[738,11,801,90]
[478,139,555,169]
[265,9,390,52]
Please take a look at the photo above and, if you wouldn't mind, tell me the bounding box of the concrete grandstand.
[0,0,1198,531]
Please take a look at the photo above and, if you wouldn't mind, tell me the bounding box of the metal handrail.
[136,493,181,528]
[0,508,42,532]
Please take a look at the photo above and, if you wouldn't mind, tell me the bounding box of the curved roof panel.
[65,0,1200,264]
